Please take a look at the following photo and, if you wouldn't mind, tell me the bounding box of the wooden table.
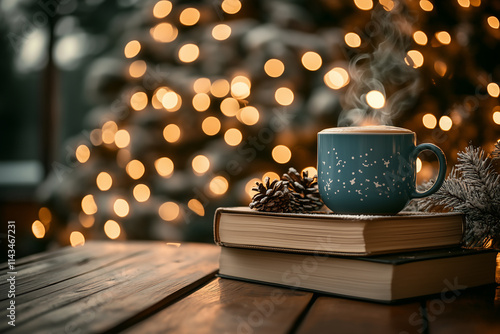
[2,242,499,334]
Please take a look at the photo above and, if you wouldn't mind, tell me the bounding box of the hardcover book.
[218,246,497,302]
[214,207,464,256]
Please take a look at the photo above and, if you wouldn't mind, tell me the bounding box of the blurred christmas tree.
[31,0,499,245]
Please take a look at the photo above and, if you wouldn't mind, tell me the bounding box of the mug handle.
[410,143,447,199]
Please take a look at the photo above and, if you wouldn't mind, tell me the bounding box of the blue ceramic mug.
[317,126,447,214]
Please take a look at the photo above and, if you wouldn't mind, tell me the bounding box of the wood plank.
[124,277,313,334]
[0,242,149,299]
[6,242,219,334]
[296,296,424,334]
[426,284,500,334]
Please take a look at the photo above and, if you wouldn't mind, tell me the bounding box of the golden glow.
[275,87,294,106]
[152,23,178,43]
[380,0,394,11]
[90,129,102,146]
[102,121,118,144]
[32,220,45,238]
[469,0,480,7]
[487,83,500,98]
[220,97,240,116]
[224,128,243,146]
[163,124,181,143]
[302,166,317,177]
[439,116,453,131]
[487,16,500,29]
[161,91,178,109]
[209,176,229,195]
[231,82,250,99]
[126,160,145,180]
[152,94,163,109]
[124,40,141,58]
[211,79,230,98]
[232,75,251,87]
[133,184,151,202]
[262,171,280,183]
[457,0,470,8]
[159,202,180,221]
[192,155,210,174]
[212,24,232,40]
[155,157,174,177]
[435,31,451,45]
[221,0,241,14]
[179,8,200,26]
[245,178,261,198]
[114,129,130,148]
[104,220,121,239]
[192,93,211,111]
[264,59,285,78]
[96,172,112,191]
[129,60,147,78]
[301,51,322,71]
[114,198,129,217]
[422,113,437,129]
[130,91,148,111]
[194,78,211,94]
[79,212,94,228]
[188,199,205,216]
[354,0,373,10]
[238,106,260,125]
[272,145,292,164]
[434,61,447,77]
[81,194,97,215]
[324,67,349,89]
[70,231,85,247]
[153,1,172,18]
[39,207,52,224]
[405,50,424,68]
[76,144,90,163]
[419,0,434,11]
[178,44,199,63]
[344,32,361,48]
[493,111,500,125]
[413,31,428,45]
[416,157,422,173]
[202,116,221,136]
[365,90,386,109]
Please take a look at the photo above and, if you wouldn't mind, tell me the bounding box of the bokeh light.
[301,51,322,71]
[130,91,148,111]
[238,106,260,125]
[188,199,205,216]
[96,172,112,191]
[104,220,121,239]
[272,145,292,164]
[129,60,147,78]
[114,129,130,148]
[435,31,451,45]
[493,111,500,125]
[487,16,499,29]
[209,176,229,195]
[179,8,200,26]
[153,1,172,18]
[152,23,178,43]
[413,31,428,45]
[126,160,145,180]
[81,194,97,215]
[193,78,211,94]
[159,201,180,221]
[39,207,52,224]
[302,166,318,177]
[124,40,141,58]
[222,0,241,14]
[354,0,373,10]
[416,157,422,173]
[224,128,243,146]
[114,198,129,217]
[178,44,199,63]
[434,61,447,77]
[487,83,499,98]
[439,116,453,131]
[211,79,230,97]
[133,184,151,202]
[422,113,437,129]
[192,93,211,111]
[32,220,45,238]
[163,124,181,143]
[324,67,349,89]
[192,155,210,174]
[419,0,434,11]
[405,50,424,68]
[212,24,232,40]
[264,59,285,78]
[262,171,280,182]
[220,97,240,116]
[245,178,261,198]
[366,90,386,109]
[155,157,174,177]
[275,87,294,106]
[202,116,221,135]
[70,231,85,247]
[344,32,361,48]
[76,144,90,163]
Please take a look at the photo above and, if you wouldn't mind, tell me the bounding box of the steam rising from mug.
[339,3,421,126]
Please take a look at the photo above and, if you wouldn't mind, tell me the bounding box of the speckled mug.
[317,126,447,214]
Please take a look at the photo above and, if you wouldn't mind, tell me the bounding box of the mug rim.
[319,126,415,135]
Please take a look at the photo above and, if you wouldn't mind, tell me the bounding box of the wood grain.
[5,242,219,334]
[125,277,313,334]
[296,296,424,334]
[426,284,500,334]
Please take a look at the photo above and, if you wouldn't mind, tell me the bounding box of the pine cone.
[282,167,323,212]
[249,177,292,212]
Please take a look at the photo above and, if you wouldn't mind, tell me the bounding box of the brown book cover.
[214,207,464,256]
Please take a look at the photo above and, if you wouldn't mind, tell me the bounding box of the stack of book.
[213,207,497,303]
